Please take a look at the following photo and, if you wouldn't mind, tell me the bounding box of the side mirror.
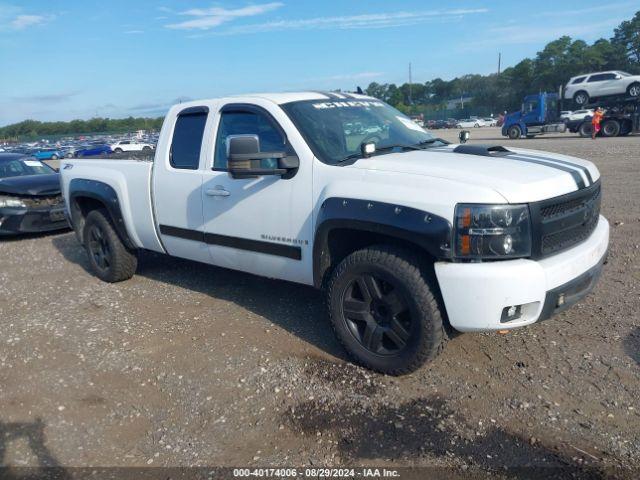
[226,135,298,179]
[459,130,470,144]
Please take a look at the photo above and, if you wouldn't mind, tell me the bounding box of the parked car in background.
[0,154,68,235]
[32,149,64,160]
[563,109,595,122]
[482,117,497,127]
[111,140,155,153]
[560,110,573,119]
[456,118,485,128]
[75,144,112,157]
[564,71,640,106]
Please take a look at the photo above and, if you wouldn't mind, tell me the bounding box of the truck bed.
[60,157,164,252]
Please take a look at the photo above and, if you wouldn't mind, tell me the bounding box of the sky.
[0,0,638,126]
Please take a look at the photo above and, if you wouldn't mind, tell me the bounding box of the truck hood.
[349,144,599,203]
[0,174,61,196]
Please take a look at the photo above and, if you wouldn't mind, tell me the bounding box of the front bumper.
[434,215,609,332]
[0,206,69,236]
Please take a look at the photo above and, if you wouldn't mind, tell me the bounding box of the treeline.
[0,116,164,141]
[365,11,640,116]
[2,11,639,137]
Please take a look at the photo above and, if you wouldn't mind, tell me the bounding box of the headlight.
[454,204,531,259]
[0,196,27,208]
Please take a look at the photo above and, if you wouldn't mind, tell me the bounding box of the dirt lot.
[1,128,639,478]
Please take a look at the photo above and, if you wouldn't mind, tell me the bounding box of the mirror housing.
[226,135,298,179]
[459,130,470,144]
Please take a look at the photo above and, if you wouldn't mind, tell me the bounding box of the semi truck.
[60,91,609,375]
[502,91,640,139]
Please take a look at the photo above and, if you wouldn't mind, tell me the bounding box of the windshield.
[0,158,54,178]
[282,99,442,165]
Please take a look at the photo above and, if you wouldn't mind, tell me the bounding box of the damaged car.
[0,153,68,236]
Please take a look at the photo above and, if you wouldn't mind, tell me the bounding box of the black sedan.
[0,154,68,235]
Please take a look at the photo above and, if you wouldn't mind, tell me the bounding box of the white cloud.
[187,7,488,36]
[10,13,52,29]
[124,29,144,34]
[166,2,284,30]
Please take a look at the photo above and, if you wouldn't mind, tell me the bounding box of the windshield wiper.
[336,142,441,165]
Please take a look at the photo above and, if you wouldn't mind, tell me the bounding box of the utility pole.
[498,52,501,76]
[408,62,413,105]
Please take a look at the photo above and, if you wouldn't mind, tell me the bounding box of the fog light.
[500,305,523,323]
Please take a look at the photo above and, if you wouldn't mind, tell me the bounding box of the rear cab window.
[572,76,586,84]
[170,107,209,170]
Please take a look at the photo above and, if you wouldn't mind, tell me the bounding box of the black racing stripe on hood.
[507,155,586,189]
[512,152,594,185]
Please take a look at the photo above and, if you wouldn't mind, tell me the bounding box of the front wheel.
[114,148,123,154]
[50,154,58,160]
[83,209,137,283]
[507,125,521,139]
[326,245,445,375]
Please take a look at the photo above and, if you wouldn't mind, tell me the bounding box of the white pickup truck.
[60,91,609,374]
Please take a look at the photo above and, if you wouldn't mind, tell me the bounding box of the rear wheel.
[114,148,123,153]
[578,122,592,138]
[601,119,620,137]
[83,209,137,283]
[50,154,58,160]
[326,245,445,375]
[574,91,589,106]
[142,146,152,151]
[628,83,640,98]
[507,125,521,139]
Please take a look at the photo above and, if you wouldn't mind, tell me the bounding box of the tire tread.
[326,245,445,375]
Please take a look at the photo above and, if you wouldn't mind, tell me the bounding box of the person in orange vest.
[591,107,604,140]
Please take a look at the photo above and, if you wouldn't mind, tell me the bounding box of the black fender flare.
[68,178,135,249]
[313,197,452,287]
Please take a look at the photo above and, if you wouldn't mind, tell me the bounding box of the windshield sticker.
[396,116,425,132]
[23,160,44,167]
[313,101,385,109]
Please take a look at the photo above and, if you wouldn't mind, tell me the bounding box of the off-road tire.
[83,209,137,283]
[326,245,446,375]
[507,125,521,139]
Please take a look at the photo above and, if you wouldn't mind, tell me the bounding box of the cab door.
[152,105,213,264]
[201,102,314,285]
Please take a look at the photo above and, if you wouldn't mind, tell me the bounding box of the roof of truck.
[175,91,377,108]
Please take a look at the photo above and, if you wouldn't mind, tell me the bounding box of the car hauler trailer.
[502,88,640,139]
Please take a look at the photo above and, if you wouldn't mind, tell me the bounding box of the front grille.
[530,182,601,259]
[21,195,64,209]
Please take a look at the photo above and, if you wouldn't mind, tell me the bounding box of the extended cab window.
[170,110,208,170]
[214,110,287,169]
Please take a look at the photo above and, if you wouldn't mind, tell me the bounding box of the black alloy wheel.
[341,273,413,355]
[87,224,111,271]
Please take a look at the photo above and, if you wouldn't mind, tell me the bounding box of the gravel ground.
[1,128,639,478]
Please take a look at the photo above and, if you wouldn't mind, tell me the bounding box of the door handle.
[206,188,230,197]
